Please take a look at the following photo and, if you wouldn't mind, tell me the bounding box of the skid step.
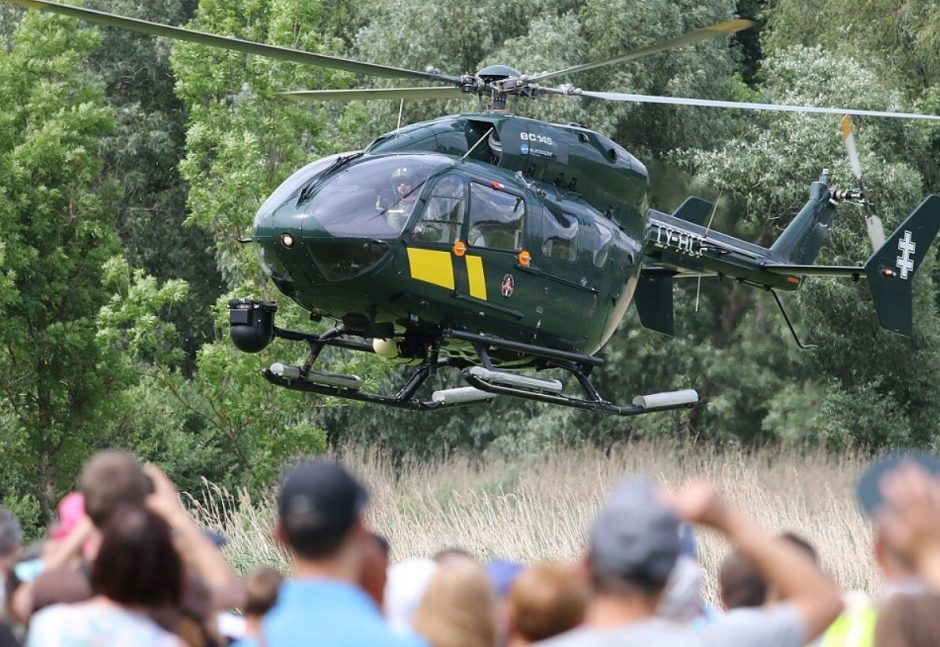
[468,367,564,393]
[432,386,496,405]
[632,389,699,409]
[269,363,363,390]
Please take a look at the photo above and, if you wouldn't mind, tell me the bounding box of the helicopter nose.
[253,217,306,296]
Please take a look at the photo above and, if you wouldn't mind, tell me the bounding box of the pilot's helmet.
[391,166,415,196]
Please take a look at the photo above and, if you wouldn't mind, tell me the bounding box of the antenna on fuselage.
[695,196,721,312]
[395,98,404,138]
[460,127,496,161]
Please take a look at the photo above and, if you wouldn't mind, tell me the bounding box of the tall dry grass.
[188,441,877,605]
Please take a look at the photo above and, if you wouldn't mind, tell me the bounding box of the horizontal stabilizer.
[671,197,713,227]
[635,271,674,335]
[762,263,864,278]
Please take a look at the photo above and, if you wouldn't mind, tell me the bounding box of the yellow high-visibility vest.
[820,606,877,647]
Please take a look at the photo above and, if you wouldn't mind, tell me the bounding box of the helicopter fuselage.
[252,114,650,361]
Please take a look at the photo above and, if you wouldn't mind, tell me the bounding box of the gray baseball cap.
[590,478,680,588]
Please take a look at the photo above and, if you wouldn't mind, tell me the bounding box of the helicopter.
[8,0,940,416]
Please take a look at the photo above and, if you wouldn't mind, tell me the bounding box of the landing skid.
[234,302,698,416]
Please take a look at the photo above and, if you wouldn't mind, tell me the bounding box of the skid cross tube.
[446,329,605,367]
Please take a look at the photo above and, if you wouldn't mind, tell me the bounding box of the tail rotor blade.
[840,115,863,181]
[840,115,885,251]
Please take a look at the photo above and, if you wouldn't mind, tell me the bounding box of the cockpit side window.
[542,208,579,262]
[467,182,524,251]
[413,175,465,244]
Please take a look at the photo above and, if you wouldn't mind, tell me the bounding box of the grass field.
[190,442,878,605]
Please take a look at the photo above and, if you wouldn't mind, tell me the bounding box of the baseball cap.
[486,559,524,596]
[856,450,940,516]
[590,478,680,589]
[278,460,368,537]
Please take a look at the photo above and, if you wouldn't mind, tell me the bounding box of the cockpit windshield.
[300,154,453,239]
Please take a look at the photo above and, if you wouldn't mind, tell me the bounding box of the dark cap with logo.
[278,460,368,549]
[590,478,680,589]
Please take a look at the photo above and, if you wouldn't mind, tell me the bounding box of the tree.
[0,11,125,520]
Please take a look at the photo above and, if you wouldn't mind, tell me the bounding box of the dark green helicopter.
[9,1,940,416]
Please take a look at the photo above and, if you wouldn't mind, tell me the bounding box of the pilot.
[382,166,419,232]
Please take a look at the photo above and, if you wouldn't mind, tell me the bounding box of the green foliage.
[0,11,124,517]
[84,0,221,371]
[766,0,940,96]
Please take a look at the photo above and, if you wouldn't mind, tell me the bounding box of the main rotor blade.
[4,0,458,83]
[283,87,466,102]
[565,89,940,121]
[528,19,753,84]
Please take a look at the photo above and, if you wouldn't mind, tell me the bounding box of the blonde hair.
[413,561,497,647]
[509,563,587,643]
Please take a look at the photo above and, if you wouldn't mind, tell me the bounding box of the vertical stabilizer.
[865,195,940,336]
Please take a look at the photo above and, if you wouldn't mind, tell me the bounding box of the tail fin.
[770,173,838,264]
[865,195,940,335]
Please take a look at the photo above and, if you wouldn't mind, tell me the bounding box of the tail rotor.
[840,115,886,251]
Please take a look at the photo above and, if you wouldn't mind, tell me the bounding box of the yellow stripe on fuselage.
[407,248,454,290]
[466,255,487,300]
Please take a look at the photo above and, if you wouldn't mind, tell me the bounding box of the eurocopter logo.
[897,230,915,280]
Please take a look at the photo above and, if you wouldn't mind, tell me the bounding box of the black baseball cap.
[278,460,368,540]
[856,450,940,516]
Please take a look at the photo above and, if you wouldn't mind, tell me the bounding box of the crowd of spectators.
[1,448,940,646]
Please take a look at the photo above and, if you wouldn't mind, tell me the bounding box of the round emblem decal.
[501,273,515,298]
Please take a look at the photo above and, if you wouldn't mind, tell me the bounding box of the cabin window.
[414,175,465,244]
[468,182,525,251]
[542,209,579,262]
[592,221,613,267]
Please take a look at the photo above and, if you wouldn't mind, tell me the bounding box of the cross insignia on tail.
[897,230,915,280]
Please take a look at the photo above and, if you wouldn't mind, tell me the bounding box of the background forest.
[2,0,940,537]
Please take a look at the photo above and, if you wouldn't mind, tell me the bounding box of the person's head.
[587,478,680,608]
[79,450,151,529]
[275,460,368,564]
[719,549,766,609]
[507,563,587,645]
[858,452,940,582]
[91,505,183,608]
[244,565,284,620]
[874,593,940,647]
[413,561,497,647]
[433,547,475,565]
[391,167,415,198]
[359,532,389,608]
[763,531,819,604]
[0,507,21,572]
[385,557,439,633]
